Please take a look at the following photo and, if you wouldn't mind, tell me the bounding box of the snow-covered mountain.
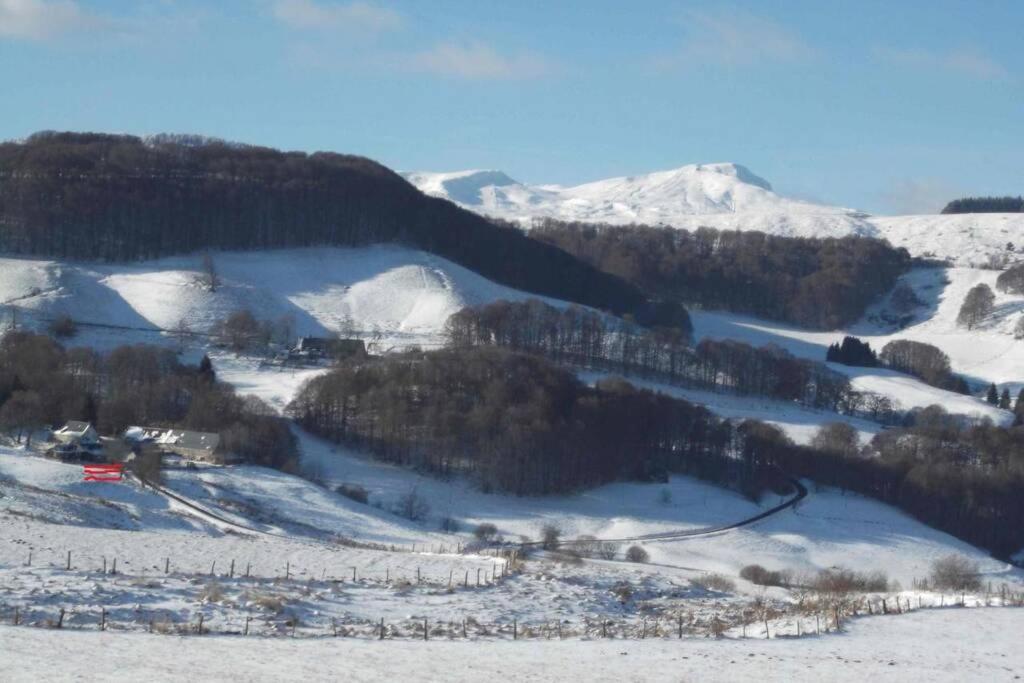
[403,163,872,234]
[403,163,1024,265]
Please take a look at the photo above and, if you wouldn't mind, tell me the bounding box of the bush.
[739,564,791,587]
[336,482,369,504]
[395,487,430,522]
[930,555,981,592]
[473,523,498,542]
[48,315,77,338]
[693,573,736,593]
[540,523,562,550]
[596,541,621,560]
[625,545,649,563]
[812,568,889,594]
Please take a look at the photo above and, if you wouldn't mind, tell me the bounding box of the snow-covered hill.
[403,164,1024,265]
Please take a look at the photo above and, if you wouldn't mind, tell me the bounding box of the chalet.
[47,421,102,461]
[124,426,234,465]
[53,421,99,447]
[293,336,366,361]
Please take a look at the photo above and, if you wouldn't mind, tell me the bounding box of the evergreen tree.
[986,383,999,405]
[198,354,216,383]
[1000,388,1012,410]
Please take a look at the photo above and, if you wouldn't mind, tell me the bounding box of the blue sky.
[1,0,1021,213]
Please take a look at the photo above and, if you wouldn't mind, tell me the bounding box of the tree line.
[789,410,1024,559]
[288,345,784,497]
[0,132,676,325]
[827,336,968,394]
[529,218,911,330]
[0,332,296,468]
[942,196,1024,214]
[445,299,852,412]
[287,340,1024,558]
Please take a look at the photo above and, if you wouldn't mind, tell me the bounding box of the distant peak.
[692,163,773,191]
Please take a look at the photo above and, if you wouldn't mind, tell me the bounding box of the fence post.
[57,608,65,629]
[210,561,216,577]
[477,569,481,587]
[100,608,106,631]
[246,562,251,578]
[197,613,204,635]
[424,618,428,641]
[14,606,19,626]
[66,551,71,571]
[285,562,290,580]
[230,560,235,578]
[678,615,683,639]
[111,558,117,575]
[513,619,517,640]
[102,557,107,574]
[464,571,469,587]
[379,618,385,640]
[165,558,170,574]
[352,566,357,581]
[448,570,452,588]
[602,620,607,638]
[417,567,421,583]
[244,616,251,636]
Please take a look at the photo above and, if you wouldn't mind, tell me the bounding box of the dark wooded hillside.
[0,132,657,322]
[530,219,911,329]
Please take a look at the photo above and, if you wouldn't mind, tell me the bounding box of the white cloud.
[408,42,553,80]
[272,0,402,32]
[0,0,97,40]
[661,9,814,68]
[875,47,1010,81]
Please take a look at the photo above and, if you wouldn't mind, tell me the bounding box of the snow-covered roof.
[123,426,220,451]
[56,421,93,435]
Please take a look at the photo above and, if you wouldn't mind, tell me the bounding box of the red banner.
[83,463,124,482]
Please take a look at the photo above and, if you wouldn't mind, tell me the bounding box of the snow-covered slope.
[403,164,1024,265]
[0,246,570,351]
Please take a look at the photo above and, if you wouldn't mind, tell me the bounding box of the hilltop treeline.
[0,132,659,322]
[0,332,295,467]
[445,299,852,411]
[288,346,777,496]
[942,196,1024,214]
[530,219,911,329]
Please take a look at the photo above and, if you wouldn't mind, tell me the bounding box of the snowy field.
[1,608,1022,682]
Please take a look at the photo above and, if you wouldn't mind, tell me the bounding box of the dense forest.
[0,132,668,324]
[942,196,1024,214]
[0,332,296,468]
[289,346,768,497]
[529,219,911,329]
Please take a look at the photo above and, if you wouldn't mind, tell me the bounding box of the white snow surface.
[403,164,1024,266]
[1,608,1022,682]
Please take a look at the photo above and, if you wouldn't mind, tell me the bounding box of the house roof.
[123,426,220,452]
[57,421,93,435]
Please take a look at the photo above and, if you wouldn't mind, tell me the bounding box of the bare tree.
[199,253,221,293]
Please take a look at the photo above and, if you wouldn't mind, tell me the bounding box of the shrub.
[395,487,430,521]
[596,541,621,560]
[336,482,369,504]
[930,555,981,592]
[540,523,562,550]
[812,568,889,594]
[739,564,791,587]
[693,573,736,593]
[473,523,498,542]
[48,315,77,338]
[199,581,224,603]
[625,545,649,563]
